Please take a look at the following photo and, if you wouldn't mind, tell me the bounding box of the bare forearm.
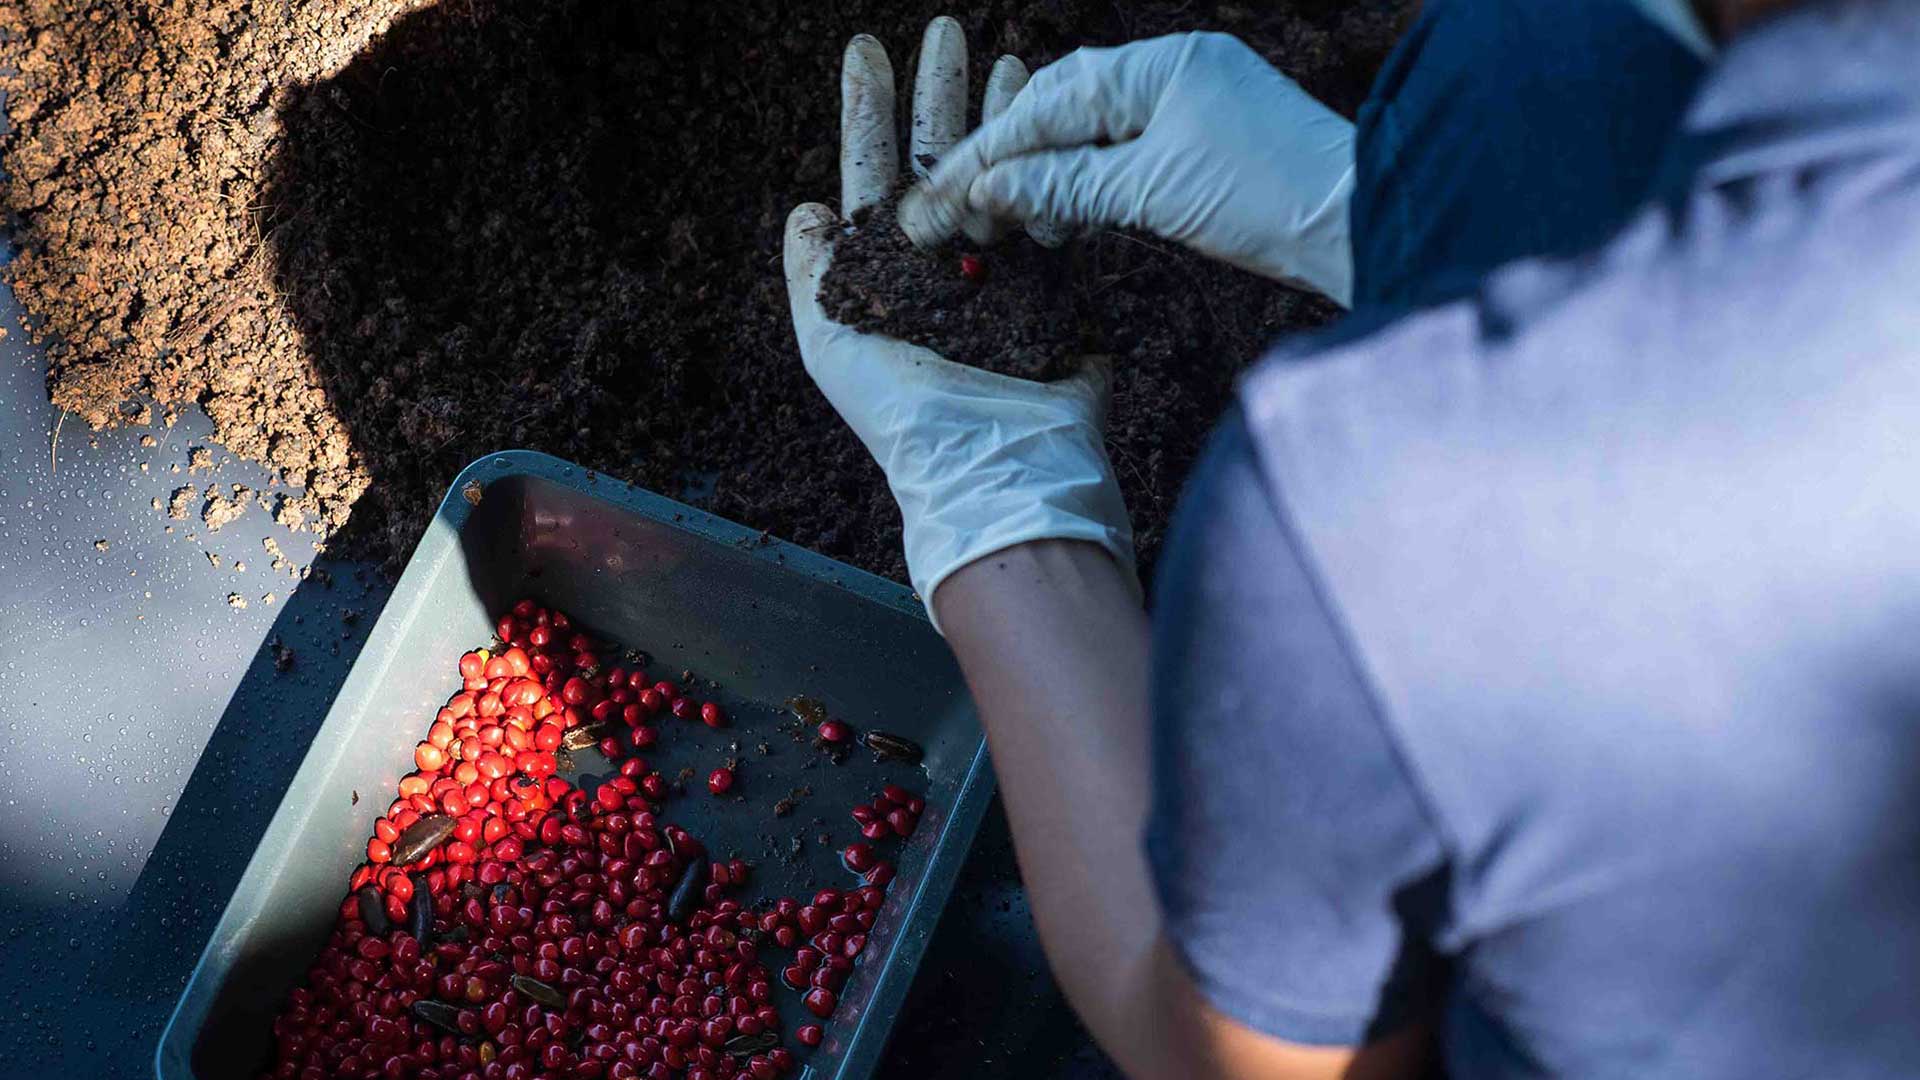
[934,541,1424,1080]
[933,540,1171,1072]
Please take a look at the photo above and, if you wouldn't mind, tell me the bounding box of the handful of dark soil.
[819,194,1082,381]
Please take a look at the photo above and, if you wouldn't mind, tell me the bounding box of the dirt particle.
[167,487,195,520]
[92,539,109,551]
[188,447,213,472]
[201,484,253,531]
[226,593,248,610]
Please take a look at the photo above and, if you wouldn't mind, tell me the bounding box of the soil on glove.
[1,0,1410,584]
[821,191,1081,381]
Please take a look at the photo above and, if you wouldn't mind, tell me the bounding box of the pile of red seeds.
[259,600,916,1080]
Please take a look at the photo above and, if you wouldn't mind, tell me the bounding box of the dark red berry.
[959,253,985,283]
[707,767,735,796]
[842,842,876,873]
[818,720,850,744]
[886,807,917,837]
[700,701,726,728]
[803,987,836,1018]
[797,1024,824,1047]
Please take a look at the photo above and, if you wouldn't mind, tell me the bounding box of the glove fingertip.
[783,203,838,267]
[783,202,840,326]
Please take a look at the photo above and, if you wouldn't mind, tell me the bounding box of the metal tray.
[155,450,992,1080]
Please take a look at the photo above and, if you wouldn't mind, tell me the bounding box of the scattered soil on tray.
[0,0,1409,583]
[821,190,1081,381]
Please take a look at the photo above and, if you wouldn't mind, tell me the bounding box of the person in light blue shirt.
[783,1,1920,1075]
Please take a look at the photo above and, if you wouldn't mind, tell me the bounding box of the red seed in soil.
[707,767,735,796]
[959,253,985,283]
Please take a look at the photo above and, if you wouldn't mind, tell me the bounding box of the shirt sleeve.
[1146,403,1450,1047]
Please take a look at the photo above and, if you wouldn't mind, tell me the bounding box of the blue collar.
[1656,0,1920,195]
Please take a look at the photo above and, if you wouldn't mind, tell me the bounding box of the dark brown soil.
[821,191,1081,381]
[1,0,1409,583]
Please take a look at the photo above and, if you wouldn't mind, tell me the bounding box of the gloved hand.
[898,31,1358,306]
[783,18,1137,627]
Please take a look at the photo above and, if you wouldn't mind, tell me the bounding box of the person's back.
[1152,4,1920,1074]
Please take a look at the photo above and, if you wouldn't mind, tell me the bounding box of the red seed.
[796,1024,823,1047]
[700,702,725,729]
[841,842,876,873]
[414,741,447,772]
[671,697,697,721]
[818,720,850,744]
[881,784,913,806]
[887,807,917,837]
[959,253,985,283]
[707,767,735,796]
[802,987,836,1018]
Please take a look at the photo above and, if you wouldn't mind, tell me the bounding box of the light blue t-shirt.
[1147,4,1920,1076]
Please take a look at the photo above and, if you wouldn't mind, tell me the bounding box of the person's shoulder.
[1231,196,1729,508]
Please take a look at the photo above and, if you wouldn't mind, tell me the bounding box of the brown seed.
[510,974,565,1008]
[410,1000,462,1034]
[724,1032,780,1056]
[785,695,828,726]
[389,814,457,865]
[862,730,923,764]
[561,721,613,751]
[668,858,707,924]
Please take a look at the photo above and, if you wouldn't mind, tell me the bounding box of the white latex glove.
[898,31,1358,306]
[784,19,1137,626]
